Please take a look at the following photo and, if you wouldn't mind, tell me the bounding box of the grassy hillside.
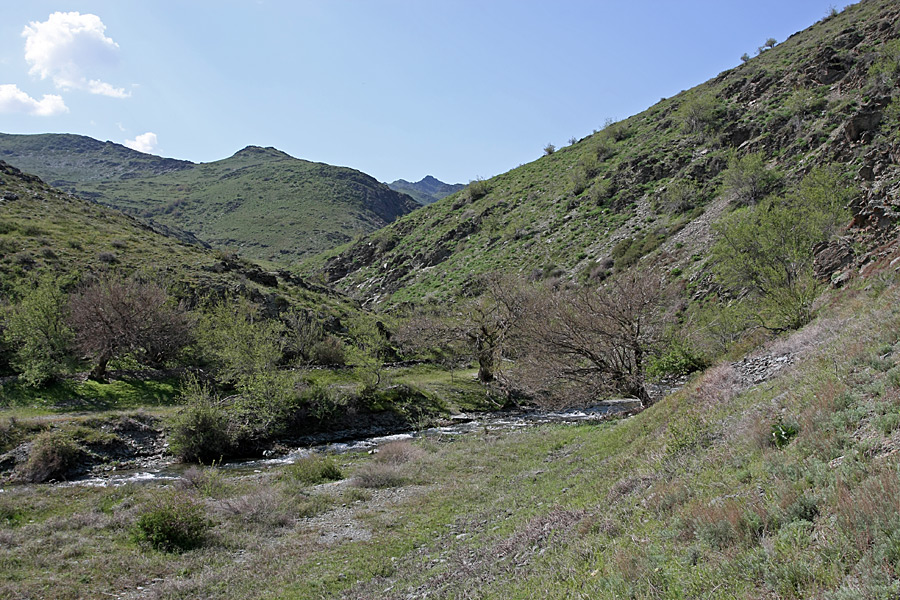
[0,133,194,185]
[0,137,420,264]
[311,0,900,307]
[0,159,355,324]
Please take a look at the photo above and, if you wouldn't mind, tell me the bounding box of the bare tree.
[518,271,670,408]
[68,273,191,380]
[395,273,531,384]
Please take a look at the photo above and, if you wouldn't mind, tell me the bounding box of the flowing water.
[66,400,640,487]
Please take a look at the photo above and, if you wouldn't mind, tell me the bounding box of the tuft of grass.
[284,454,343,485]
[352,462,406,489]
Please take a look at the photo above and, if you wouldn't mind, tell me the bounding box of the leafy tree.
[194,297,284,385]
[68,273,191,381]
[2,275,73,386]
[712,166,853,330]
[543,143,556,155]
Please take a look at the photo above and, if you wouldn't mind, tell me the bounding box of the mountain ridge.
[0,135,420,264]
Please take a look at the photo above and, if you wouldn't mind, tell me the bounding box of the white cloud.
[22,12,130,98]
[0,84,68,116]
[124,132,158,154]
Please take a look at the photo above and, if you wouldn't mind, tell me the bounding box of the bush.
[2,275,74,387]
[543,143,556,155]
[168,376,231,464]
[374,440,424,465]
[720,152,782,206]
[134,492,212,552]
[352,462,406,489]
[17,429,86,483]
[647,341,708,378]
[284,454,343,485]
[466,178,491,201]
[310,335,346,366]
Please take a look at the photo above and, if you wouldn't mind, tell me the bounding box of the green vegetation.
[2,1,900,595]
[133,492,213,552]
[712,166,853,331]
[0,137,419,263]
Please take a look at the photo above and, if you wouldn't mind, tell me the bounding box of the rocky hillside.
[312,0,900,307]
[0,160,356,320]
[0,137,420,264]
[388,175,464,205]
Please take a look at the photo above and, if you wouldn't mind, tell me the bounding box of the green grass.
[0,378,180,414]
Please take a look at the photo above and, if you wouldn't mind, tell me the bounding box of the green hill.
[0,159,355,321]
[388,175,465,205]
[0,136,420,264]
[312,0,900,308]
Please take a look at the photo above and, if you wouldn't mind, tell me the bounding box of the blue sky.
[1,1,850,184]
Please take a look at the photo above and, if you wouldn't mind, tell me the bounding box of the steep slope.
[0,160,355,320]
[388,175,465,205]
[0,137,420,264]
[312,0,900,307]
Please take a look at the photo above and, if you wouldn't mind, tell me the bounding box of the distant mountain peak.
[388,175,464,205]
[231,145,292,160]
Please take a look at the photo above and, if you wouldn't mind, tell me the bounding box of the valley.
[1,0,900,597]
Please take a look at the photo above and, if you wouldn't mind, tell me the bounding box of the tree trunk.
[89,356,109,382]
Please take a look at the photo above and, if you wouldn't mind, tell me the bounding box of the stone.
[813,239,854,281]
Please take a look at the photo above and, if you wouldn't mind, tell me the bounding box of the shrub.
[679,94,720,135]
[310,335,346,366]
[647,340,708,378]
[466,178,491,201]
[2,274,74,386]
[134,492,212,552]
[352,462,406,489]
[168,376,231,464]
[18,430,86,483]
[284,454,343,485]
[658,179,699,214]
[543,143,556,155]
[720,152,782,206]
[375,440,424,465]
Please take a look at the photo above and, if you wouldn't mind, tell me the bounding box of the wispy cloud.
[0,84,68,116]
[22,12,130,98]
[124,132,158,154]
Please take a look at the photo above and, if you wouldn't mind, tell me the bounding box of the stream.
[66,400,641,487]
